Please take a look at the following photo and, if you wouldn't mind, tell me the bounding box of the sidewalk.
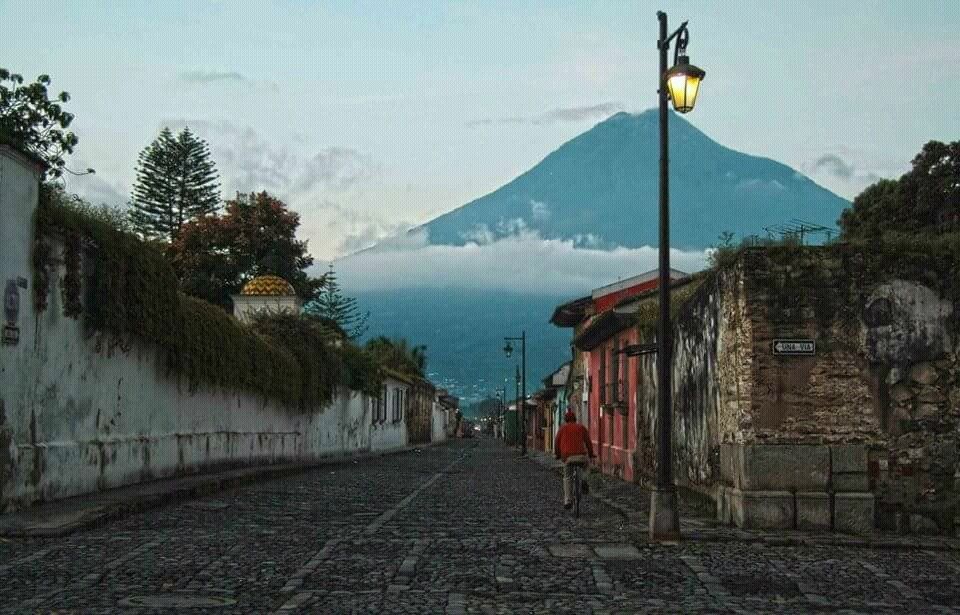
[525,448,960,551]
[0,445,432,538]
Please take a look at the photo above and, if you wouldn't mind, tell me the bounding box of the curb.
[0,442,444,539]
[520,448,960,552]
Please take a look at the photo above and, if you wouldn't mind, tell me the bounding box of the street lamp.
[650,11,705,542]
[503,331,527,456]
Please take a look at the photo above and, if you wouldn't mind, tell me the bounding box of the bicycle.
[571,462,582,518]
[566,457,590,518]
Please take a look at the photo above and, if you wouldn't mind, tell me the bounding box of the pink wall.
[587,327,638,482]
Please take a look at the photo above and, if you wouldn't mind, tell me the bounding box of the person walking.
[554,409,595,509]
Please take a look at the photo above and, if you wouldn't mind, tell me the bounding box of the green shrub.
[33,185,381,410]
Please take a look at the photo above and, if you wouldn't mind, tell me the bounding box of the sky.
[2,1,959,280]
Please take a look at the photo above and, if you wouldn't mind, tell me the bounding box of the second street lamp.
[503,331,527,456]
[650,11,706,542]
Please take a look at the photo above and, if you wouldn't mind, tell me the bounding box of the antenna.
[762,219,836,245]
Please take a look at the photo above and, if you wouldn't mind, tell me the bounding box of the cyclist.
[554,409,595,509]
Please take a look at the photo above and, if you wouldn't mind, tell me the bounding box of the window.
[392,388,403,423]
[376,386,387,423]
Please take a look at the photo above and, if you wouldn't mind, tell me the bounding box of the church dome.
[240,275,296,297]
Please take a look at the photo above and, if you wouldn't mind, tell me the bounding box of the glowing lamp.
[664,54,705,113]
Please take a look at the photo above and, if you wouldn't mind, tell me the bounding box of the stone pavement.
[2,438,960,613]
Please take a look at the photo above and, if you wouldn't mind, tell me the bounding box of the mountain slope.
[414,110,849,250]
[347,111,853,403]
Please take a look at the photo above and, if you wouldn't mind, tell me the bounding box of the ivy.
[33,184,383,411]
[632,274,710,342]
[716,235,960,337]
[60,229,82,318]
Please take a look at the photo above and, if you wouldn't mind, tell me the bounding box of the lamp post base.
[648,486,681,541]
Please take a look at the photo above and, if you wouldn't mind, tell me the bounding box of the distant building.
[232,275,302,324]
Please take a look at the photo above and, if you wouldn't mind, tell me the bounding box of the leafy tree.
[169,191,324,310]
[365,336,427,378]
[0,69,85,179]
[302,264,370,339]
[130,127,221,240]
[839,141,960,240]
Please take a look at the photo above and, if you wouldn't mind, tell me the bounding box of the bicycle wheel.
[573,465,581,518]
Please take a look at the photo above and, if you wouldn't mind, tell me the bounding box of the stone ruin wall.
[632,246,959,534]
[733,248,959,533]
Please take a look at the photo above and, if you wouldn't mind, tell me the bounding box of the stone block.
[741,444,830,491]
[831,444,867,473]
[832,472,870,492]
[834,492,874,535]
[911,363,938,385]
[797,492,831,531]
[594,544,642,559]
[910,514,940,535]
[719,443,743,488]
[716,485,732,524]
[729,489,794,530]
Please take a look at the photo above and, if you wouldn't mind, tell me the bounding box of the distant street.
[3,439,960,613]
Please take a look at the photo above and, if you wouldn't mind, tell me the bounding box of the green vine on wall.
[722,236,960,345]
[61,229,82,318]
[32,231,52,313]
[33,184,386,411]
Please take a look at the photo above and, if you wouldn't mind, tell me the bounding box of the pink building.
[552,269,686,482]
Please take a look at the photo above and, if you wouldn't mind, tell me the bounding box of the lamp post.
[495,386,506,439]
[651,11,705,542]
[504,331,527,456]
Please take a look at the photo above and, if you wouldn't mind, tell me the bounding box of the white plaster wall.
[431,403,447,443]
[0,148,391,512]
[368,380,409,452]
[232,295,301,325]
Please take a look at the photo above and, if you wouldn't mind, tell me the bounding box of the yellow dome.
[240,275,296,296]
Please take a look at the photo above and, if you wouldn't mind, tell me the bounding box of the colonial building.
[551,269,687,482]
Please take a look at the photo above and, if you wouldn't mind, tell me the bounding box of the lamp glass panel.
[668,72,701,113]
[667,73,688,110]
[683,75,701,112]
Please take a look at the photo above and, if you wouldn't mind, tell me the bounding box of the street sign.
[772,339,815,356]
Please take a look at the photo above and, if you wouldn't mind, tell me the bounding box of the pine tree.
[302,264,369,339]
[130,127,221,240]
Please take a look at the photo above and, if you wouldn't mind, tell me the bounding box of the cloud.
[159,119,384,259]
[805,152,885,198]
[530,199,550,221]
[293,148,377,193]
[178,70,247,83]
[336,229,710,294]
[163,120,376,196]
[467,102,623,128]
[812,154,855,180]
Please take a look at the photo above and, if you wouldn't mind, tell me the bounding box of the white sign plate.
[772,339,815,355]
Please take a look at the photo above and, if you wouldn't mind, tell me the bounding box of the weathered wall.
[739,248,959,533]
[431,404,448,444]
[634,271,740,494]
[0,148,411,513]
[632,246,960,534]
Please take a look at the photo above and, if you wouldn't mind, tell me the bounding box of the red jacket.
[554,422,594,461]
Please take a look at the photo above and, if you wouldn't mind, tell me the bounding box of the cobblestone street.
[3,439,960,613]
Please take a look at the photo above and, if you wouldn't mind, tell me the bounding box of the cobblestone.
[1,439,959,612]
